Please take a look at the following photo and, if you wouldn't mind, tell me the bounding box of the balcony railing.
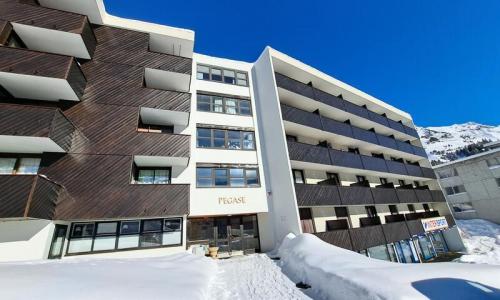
[0,47,86,101]
[0,1,96,58]
[281,103,428,158]
[0,104,77,153]
[287,141,435,179]
[295,183,445,206]
[275,72,420,139]
[0,175,63,219]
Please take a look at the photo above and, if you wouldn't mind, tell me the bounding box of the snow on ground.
[457,219,500,265]
[278,233,500,300]
[209,254,310,300]
[0,253,216,300]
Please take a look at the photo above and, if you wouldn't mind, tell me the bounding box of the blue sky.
[106,0,500,127]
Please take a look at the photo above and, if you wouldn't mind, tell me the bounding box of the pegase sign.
[421,216,448,232]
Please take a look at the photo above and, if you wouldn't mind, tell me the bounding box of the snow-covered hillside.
[417,122,500,165]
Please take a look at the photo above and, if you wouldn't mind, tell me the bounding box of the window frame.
[196,128,256,151]
[292,169,305,184]
[196,166,261,188]
[132,166,172,185]
[196,93,252,116]
[66,218,183,256]
[196,64,249,87]
[0,155,41,175]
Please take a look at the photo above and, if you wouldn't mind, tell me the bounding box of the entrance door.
[48,225,68,259]
[213,215,259,255]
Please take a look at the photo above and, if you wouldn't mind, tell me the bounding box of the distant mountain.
[416,122,500,165]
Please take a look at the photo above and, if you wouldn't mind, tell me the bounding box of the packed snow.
[417,122,500,163]
[457,219,500,265]
[210,254,310,300]
[278,233,500,300]
[0,253,216,300]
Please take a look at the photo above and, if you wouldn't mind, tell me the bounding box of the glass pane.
[225,99,237,114]
[197,65,209,80]
[227,131,241,149]
[118,235,139,249]
[246,169,259,186]
[367,245,390,261]
[49,236,65,257]
[93,236,117,251]
[197,128,211,138]
[215,169,228,186]
[230,178,245,187]
[211,68,222,81]
[154,169,170,184]
[120,221,140,234]
[16,158,41,174]
[197,95,211,111]
[197,137,211,148]
[223,70,235,84]
[0,158,16,174]
[164,219,182,231]
[197,168,212,178]
[242,132,255,149]
[67,238,92,253]
[197,178,212,187]
[72,223,94,238]
[236,72,247,86]
[138,169,154,184]
[230,168,244,177]
[142,219,162,232]
[162,232,181,245]
[214,130,225,139]
[239,100,251,115]
[213,138,225,148]
[213,97,224,113]
[96,222,117,235]
[140,233,162,248]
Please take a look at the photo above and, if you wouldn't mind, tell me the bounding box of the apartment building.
[0,0,462,263]
[434,144,500,224]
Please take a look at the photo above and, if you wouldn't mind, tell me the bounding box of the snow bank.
[0,253,216,300]
[278,233,500,300]
[457,219,500,265]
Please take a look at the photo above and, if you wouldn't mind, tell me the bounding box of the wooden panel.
[371,188,399,204]
[415,189,433,203]
[396,189,418,203]
[280,104,322,130]
[313,88,345,110]
[430,190,447,202]
[0,0,87,32]
[274,72,315,99]
[0,175,33,218]
[66,58,87,99]
[382,222,411,243]
[294,184,341,206]
[314,230,353,250]
[352,126,378,144]
[329,149,363,169]
[406,220,425,236]
[339,186,374,205]
[26,176,62,219]
[405,164,423,178]
[361,155,388,173]
[287,141,331,165]
[349,226,386,251]
[386,160,407,175]
[92,26,191,74]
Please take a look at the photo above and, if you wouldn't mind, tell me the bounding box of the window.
[196,128,255,150]
[380,178,388,185]
[372,153,384,159]
[327,172,340,185]
[423,204,430,212]
[196,166,260,188]
[445,185,466,196]
[437,168,459,179]
[196,64,249,86]
[68,218,182,255]
[133,167,171,184]
[286,135,298,142]
[486,157,500,169]
[408,204,416,213]
[356,175,366,183]
[335,207,348,218]
[365,206,378,218]
[398,180,406,186]
[389,205,398,215]
[0,157,41,175]
[137,119,173,133]
[292,169,305,184]
[452,202,475,213]
[348,147,360,154]
[196,94,252,116]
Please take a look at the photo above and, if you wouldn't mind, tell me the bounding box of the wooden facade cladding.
[92,26,192,75]
[0,0,96,56]
[0,104,77,152]
[381,222,411,244]
[349,226,387,251]
[0,175,62,219]
[0,47,86,99]
[281,104,429,159]
[275,72,420,139]
[294,183,445,206]
[313,230,353,250]
[287,140,435,179]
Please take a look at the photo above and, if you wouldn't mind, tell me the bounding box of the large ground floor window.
[67,217,183,255]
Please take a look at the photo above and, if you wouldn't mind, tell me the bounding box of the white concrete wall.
[0,219,55,262]
[252,48,302,250]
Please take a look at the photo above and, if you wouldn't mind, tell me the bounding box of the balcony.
[0,175,63,219]
[0,104,76,153]
[287,141,434,179]
[384,214,406,223]
[359,216,382,227]
[294,183,445,207]
[0,47,86,101]
[275,72,420,139]
[430,190,447,202]
[313,230,353,250]
[281,104,427,159]
[0,1,96,58]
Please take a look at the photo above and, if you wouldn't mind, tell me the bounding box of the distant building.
[434,145,500,223]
